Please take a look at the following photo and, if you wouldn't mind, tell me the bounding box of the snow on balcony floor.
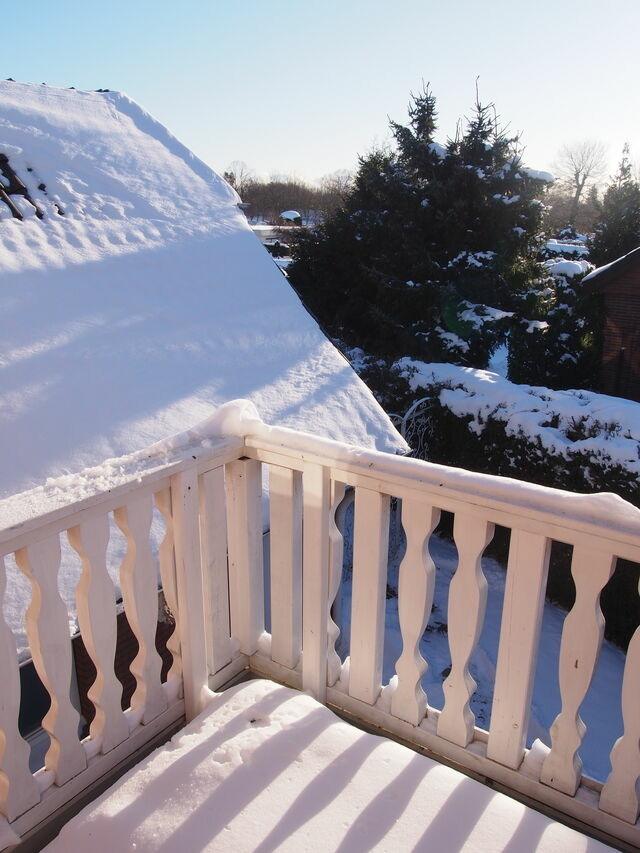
[43,680,613,853]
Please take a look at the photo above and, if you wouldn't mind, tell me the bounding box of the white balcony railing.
[1,402,639,850]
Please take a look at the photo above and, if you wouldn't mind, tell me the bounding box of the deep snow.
[43,679,613,853]
[0,81,406,508]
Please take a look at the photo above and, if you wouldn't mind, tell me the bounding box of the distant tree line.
[544,141,640,263]
[223,161,352,224]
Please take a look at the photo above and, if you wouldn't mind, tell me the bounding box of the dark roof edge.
[582,245,640,289]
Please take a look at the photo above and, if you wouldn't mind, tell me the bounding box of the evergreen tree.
[589,145,640,267]
[507,264,602,389]
[287,86,550,404]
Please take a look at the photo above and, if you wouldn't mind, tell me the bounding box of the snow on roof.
[280,209,300,220]
[0,81,406,501]
[520,166,554,183]
[582,245,640,286]
[545,239,589,257]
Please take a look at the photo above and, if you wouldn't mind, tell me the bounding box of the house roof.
[582,245,640,289]
[0,81,406,501]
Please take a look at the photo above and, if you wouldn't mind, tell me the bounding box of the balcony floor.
[42,679,613,852]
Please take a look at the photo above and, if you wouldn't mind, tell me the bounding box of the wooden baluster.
[487,531,551,769]
[600,597,640,823]
[68,516,129,753]
[154,489,183,685]
[541,547,615,795]
[438,515,494,746]
[198,469,231,675]
[301,463,331,701]
[15,538,87,784]
[226,458,264,655]
[0,556,39,820]
[114,497,167,724]
[269,465,302,669]
[327,481,347,687]
[349,487,390,706]
[171,469,209,721]
[391,500,440,725]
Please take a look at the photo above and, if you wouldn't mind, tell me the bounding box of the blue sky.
[4,1,639,183]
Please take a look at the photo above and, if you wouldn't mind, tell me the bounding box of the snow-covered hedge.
[395,361,639,504]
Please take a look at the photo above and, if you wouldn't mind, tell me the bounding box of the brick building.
[583,246,640,401]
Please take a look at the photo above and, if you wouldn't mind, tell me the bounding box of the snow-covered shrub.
[395,360,639,503]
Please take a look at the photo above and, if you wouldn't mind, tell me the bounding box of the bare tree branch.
[553,141,607,224]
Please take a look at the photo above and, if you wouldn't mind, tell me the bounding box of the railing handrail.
[0,436,244,553]
[3,408,638,556]
[245,424,640,558]
[1,401,639,850]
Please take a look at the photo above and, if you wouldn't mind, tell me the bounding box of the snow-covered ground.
[338,529,625,784]
[488,342,508,376]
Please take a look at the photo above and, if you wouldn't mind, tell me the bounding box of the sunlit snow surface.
[43,680,613,853]
[0,80,405,503]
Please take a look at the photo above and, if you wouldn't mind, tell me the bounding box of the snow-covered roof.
[582,245,640,287]
[280,210,301,220]
[0,81,406,501]
[520,166,554,183]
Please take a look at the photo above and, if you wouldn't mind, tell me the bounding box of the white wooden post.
[541,546,615,795]
[327,481,347,687]
[269,465,302,669]
[68,515,129,753]
[487,531,550,769]
[199,468,232,675]
[391,500,440,726]
[438,514,494,746]
[0,556,40,821]
[171,468,210,721]
[226,458,264,655]
[600,611,640,823]
[349,487,390,706]
[114,497,167,724]
[155,488,183,688]
[301,463,331,701]
[16,538,87,785]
